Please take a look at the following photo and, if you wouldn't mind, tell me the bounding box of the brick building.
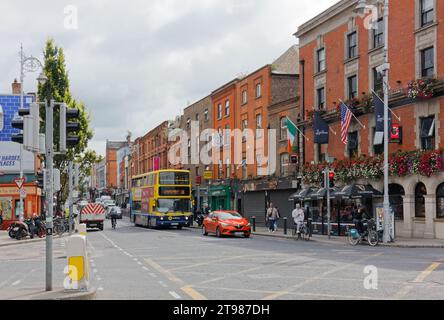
[179,95,212,211]
[295,0,444,239]
[105,140,127,192]
[132,121,170,177]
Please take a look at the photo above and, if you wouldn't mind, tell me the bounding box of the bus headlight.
[160,217,164,221]
[185,217,189,220]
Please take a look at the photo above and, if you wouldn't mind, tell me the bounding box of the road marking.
[262,252,384,300]
[93,269,98,273]
[11,280,22,286]
[159,281,168,288]
[149,273,157,278]
[393,262,441,299]
[97,277,102,281]
[169,291,181,299]
[142,266,149,271]
[145,258,207,300]
[137,262,142,265]
[98,287,104,291]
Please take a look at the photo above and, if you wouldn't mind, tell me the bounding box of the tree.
[37,39,96,206]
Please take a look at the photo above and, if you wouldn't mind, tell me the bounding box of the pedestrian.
[275,206,281,231]
[266,202,279,233]
[292,203,305,234]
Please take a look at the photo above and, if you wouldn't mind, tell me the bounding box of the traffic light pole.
[45,99,54,292]
[325,169,331,240]
[68,161,73,235]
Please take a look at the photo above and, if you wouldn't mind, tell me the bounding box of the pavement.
[250,227,444,248]
[0,231,68,248]
[1,217,443,300]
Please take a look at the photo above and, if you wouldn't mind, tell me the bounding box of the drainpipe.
[300,59,306,171]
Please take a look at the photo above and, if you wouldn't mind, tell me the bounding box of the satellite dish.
[0,104,4,131]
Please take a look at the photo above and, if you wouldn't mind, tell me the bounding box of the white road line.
[149,273,157,278]
[11,280,22,286]
[133,258,138,262]
[159,281,168,288]
[93,269,98,273]
[142,267,149,271]
[169,291,181,299]
[98,287,104,291]
[137,262,142,265]
[97,277,102,281]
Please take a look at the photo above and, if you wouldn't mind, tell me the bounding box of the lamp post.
[18,44,45,222]
[355,0,392,243]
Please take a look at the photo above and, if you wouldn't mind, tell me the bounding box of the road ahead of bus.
[1,217,443,300]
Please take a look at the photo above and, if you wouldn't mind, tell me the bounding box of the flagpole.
[371,89,401,121]
[287,117,310,142]
[339,99,366,129]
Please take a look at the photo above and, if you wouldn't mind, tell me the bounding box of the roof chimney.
[12,79,21,95]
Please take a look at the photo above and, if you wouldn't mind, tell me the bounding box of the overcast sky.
[0,0,337,156]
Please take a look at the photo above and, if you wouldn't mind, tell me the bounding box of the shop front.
[209,185,231,211]
[0,183,42,230]
[290,184,382,236]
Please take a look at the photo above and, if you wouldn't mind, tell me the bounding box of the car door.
[208,213,218,233]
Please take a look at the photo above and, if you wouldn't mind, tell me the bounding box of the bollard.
[283,217,287,235]
[78,223,87,236]
[65,234,89,292]
[308,218,313,237]
[251,216,256,232]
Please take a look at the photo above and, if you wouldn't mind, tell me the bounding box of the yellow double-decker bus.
[130,169,192,229]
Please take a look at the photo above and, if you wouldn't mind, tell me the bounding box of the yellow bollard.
[65,234,89,291]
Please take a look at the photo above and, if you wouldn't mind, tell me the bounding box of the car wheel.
[216,227,221,238]
[244,233,250,238]
[202,226,208,236]
[177,225,183,230]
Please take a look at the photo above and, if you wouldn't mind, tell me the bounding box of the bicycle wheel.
[367,230,379,247]
[304,226,310,241]
[347,234,360,246]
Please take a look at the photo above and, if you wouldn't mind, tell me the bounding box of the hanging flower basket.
[407,79,436,100]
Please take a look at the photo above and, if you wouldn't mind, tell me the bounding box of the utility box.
[65,234,90,292]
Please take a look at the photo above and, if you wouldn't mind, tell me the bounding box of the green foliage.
[37,39,96,205]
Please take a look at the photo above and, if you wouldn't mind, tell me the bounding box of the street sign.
[20,188,27,198]
[14,178,25,189]
[195,176,202,186]
[203,170,212,180]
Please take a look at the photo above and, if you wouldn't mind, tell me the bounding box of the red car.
[202,211,251,238]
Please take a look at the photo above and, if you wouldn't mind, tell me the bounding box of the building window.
[421,0,434,27]
[242,90,248,104]
[347,131,358,158]
[415,183,427,218]
[317,144,325,163]
[217,104,222,119]
[195,113,199,121]
[224,125,230,146]
[280,153,289,177]
[421,47,434,78]
[226,158,231,178]
[373,18,384,48]
[242,119,248,142]
[373,67,383,94]
[280,117,287,140]
[317,48,326,72]
[389,184,405,220]
[225,100,230,116]
[420,116,435,150]
[373,128,384,155]
[204,109,209,121]
[347,31,357,59]
[256,83,262,98]
[348,75,358,99]
[218,160,223,179]
[436,183,444,219]
[242,158,247,180]
[187,139,191,159]
[317,87,325,110]
[186,118,191,129]
[256,114,262,129]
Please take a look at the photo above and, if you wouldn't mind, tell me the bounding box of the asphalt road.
[1,217,443,300]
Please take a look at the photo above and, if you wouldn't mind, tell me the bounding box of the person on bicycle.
[292,203,305,234]
[110,207,119,229]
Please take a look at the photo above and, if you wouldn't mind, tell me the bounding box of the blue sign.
[0,95,34,141]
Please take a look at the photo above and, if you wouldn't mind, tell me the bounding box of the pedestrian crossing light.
[328,171,335,188]
[36,170,45,189]
[60,103,81,153]
[11,108,31,145]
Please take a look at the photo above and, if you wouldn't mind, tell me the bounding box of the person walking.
[266,203,279,233]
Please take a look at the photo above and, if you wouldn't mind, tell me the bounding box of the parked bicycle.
[346,218,379,247]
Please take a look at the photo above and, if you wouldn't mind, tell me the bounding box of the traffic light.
[328,171,335,188]
[60,103,81,152]
[10,103,40,152]
[11,108,30,144]
[36,170,45,189]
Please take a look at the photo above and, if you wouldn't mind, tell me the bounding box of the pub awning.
[332,184,382,200]
[288,187,316,201]
[305,187,338,201]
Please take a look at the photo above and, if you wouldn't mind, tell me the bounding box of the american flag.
[340,102,353,145]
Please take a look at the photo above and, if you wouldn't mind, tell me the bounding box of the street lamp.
[354,0,392,243]
[18,44,44,222]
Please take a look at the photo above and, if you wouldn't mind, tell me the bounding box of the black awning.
[289,187,316,201]
[332,184,383,200]
[305,187,338,201]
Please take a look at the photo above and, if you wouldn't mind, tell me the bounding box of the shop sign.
[0,186,36,196]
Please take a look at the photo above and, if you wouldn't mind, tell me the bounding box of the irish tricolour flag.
[286,117,298,154]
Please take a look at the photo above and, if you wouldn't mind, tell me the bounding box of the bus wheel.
[177,225,183,230]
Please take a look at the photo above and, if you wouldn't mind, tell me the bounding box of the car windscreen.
[218,212,243,220]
